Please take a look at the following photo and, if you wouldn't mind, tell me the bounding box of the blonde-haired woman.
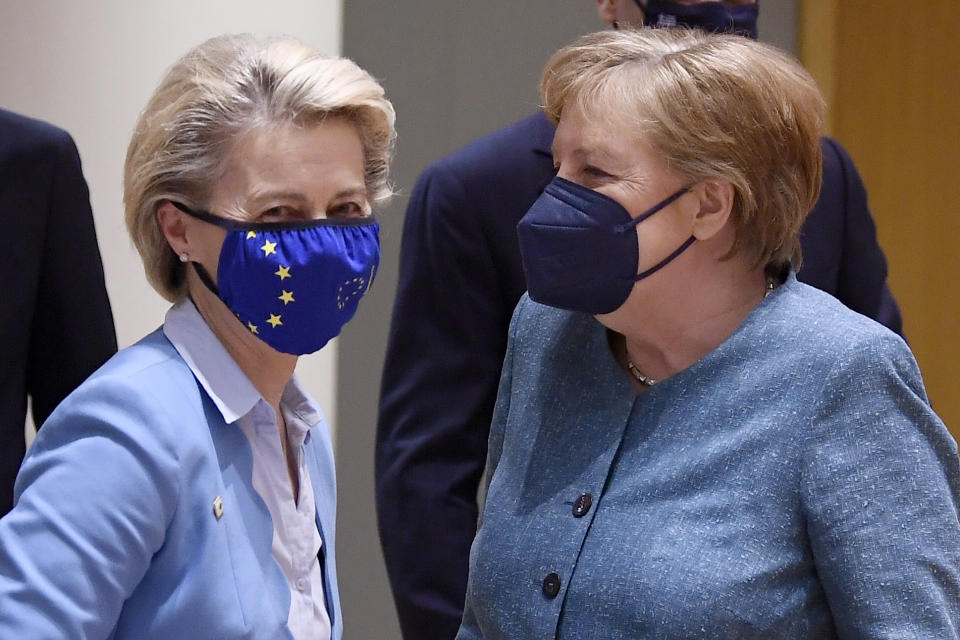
[0,34,394,639]
[458,28,960,639]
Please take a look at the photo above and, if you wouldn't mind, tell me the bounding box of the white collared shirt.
[163,298,331,640]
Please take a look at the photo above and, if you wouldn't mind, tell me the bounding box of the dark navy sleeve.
[376,159,511,640]
[801,332,960,637]
[26,129,117,426]
[456,295,524,640]
[828,137,904,335]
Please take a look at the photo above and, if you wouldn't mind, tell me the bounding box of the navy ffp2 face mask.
[173,202,379,355]
[635,0,759,40]
[517,177,693,315]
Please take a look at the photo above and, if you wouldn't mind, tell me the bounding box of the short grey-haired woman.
[0,34,394,639]
[458,28,960,639]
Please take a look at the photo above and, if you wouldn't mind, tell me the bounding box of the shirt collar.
[162,298,323,436]
[163,298,260,423]
[281,374,324,446]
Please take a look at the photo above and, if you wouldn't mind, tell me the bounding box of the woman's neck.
[605,254,768,386]
[187,270,297,409]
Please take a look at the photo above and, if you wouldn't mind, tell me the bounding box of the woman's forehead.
[553,102,653,156]
[210,119,367,215]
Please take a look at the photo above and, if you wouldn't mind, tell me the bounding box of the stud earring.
[179,253,189,263]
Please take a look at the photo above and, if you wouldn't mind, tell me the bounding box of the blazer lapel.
[201,392,293,636]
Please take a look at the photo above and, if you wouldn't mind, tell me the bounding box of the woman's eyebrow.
[246,189,312,206]
[550,143,617,165]
[331,186,368,200]
[245,186,368,209]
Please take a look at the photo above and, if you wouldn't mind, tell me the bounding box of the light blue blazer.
[0,329,342,639]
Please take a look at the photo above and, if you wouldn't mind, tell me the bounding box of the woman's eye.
[584,165,610,178]
[328,202,367,218]
[261,206,294,220]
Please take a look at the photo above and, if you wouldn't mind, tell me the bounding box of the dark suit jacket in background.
[376,111,903,639]
[0,108,117,516]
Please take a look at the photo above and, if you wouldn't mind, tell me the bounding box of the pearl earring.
[179,253,189,263]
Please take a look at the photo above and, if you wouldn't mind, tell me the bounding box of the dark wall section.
[338,2,796,638]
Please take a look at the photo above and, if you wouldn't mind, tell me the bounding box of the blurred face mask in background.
[634,0,759,40]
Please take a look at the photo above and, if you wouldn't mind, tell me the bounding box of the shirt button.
[572,492,593,518]
[542,573,561,599]
[296,578,307,591]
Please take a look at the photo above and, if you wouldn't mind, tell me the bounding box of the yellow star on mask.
[246,231,257,240]
[267,313,283,328]
[278,290,295,305]
[260,240,277,257]
[247,321,259,334]
[275,265,291,280]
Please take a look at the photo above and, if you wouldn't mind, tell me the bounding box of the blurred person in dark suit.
[376,2,903,637]
[0,108,117,517]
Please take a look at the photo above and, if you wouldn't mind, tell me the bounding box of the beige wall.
[0,0,343,437]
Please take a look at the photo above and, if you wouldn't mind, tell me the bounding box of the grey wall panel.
[338,2,796,638]
[338,5,599,638]
[758,0,798,54]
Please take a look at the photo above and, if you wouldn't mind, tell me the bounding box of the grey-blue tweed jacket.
[458,275,960,640]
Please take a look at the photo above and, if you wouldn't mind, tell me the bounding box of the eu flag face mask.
[172,202,379,355]
[516,177,692,315]
[635,0,760,40]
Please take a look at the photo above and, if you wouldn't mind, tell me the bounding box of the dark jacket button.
[542,572,561,599]
[572,492,593,517]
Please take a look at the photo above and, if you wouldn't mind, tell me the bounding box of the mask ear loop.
[635,236,696,280]
[189,261,221,297]
[611,186,696,281]
[613,186,691,233]
[170,201,223,297]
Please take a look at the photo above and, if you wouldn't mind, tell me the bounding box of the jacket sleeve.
[26,129,117,427]
[375,160,512,640]
[0,374,181,639]
[801,333,960,638]
[828,138,904,336]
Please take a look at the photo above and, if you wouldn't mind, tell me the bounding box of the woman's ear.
[156,201,190,258]
[690,180,735,242]
[596,0,620,25]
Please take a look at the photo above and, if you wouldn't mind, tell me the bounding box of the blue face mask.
[516,177,692,315]
[635,0,759,40]
[173,202,380,355]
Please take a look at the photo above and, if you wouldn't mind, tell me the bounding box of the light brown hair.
[541,28,825,272]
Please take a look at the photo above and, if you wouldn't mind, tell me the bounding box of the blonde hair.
[541,28,825,272]
[124,34,396,301]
